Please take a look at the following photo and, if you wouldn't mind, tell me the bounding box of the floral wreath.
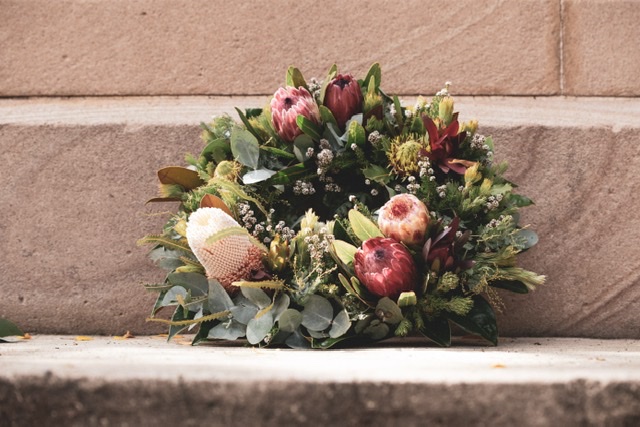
[139,64,544,348]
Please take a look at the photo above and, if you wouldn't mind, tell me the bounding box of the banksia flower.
[270,86,321,142]
[324,74,363,131]
[378,194,429,247]
[354,237,418,299]
[388,136,425,177]
[186,207,264,293]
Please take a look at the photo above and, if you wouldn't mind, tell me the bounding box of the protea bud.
[354,237,418,299]
[270,86,320,142]
[378,194,429,247]
[186,207,264,293]
[324,74,363,131]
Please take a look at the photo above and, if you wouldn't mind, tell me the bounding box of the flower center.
[390,201,410,219]
[374,248,386,260]
[334,78,350,89]
[284,97,293,108]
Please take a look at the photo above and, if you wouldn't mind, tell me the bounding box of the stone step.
[2,0,639,96]
[1,336,639,426]
[1,96,640,338]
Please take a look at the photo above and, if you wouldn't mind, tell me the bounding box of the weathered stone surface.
[1,96,639,338]
[0,0,560,96]
[563,0,640,95]
[1,337,640,426]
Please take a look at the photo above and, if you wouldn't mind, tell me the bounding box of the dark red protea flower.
[421,114,472,174]
[270,86,321,142]
[422,217,473,273]
[378,194,429,247]
[324,74,363,131]
[354,237,418,299]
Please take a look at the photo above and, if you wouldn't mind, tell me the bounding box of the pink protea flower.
[354,237,418,299]
[186,207,264,293]
[378,194,429,247]
[270,86,321,142]
[324,74,363,131]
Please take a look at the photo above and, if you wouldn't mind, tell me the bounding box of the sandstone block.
[0,0,560,96]
[563,0,640,95]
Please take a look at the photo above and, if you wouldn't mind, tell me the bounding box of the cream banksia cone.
[378,194,429,247]
[186,207,264,293]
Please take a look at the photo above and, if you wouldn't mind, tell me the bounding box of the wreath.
[139,64,544,348]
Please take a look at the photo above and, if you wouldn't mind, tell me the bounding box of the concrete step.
[1,336,639,426]
[1,96,640,338]
[2,0,639,96]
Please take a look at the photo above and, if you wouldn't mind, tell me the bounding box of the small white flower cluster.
[406,176,420,194]
[486,214,512,229]
[470,134,487,150]
[418,159,433,179]
[368,130,382,146]
[485,194,504,211]
[436,81,452,97]
[238,202,258,229]
[308,77,322,100]
[274,220,296,241]
[304,229,335,263]
[293,180,316,196]
[436,185,448,198]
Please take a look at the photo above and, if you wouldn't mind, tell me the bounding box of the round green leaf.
[278,309,302,333]
[329,309,351,338]
[301,295,333,331]
[246,312,274,344]
[230,128,260,169]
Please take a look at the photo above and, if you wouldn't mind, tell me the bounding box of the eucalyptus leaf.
[167,272,208,296]
[161,286,187,306]
[517,229,539,250]
[285,329,311,349]
[208,320,246,340]
[229,295,259,324]
[242,168,277,184]
[208,279,234,313]
[329,309,351,338]
[272,294,291,321]
[247,312,274,344]
[0,318,23,338]
[348,209,383,242]
[376,297,403,325]
[278,309,303,333]
[363,319,390,340]
[231,128,260,169]
[301,295,333,331]
[241,287,271,309]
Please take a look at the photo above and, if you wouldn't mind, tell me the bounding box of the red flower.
[421,114,471,174]
[324,74,363,131]
[354,237,418,299]
[270,86,321,142]
[422,217,473,273]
